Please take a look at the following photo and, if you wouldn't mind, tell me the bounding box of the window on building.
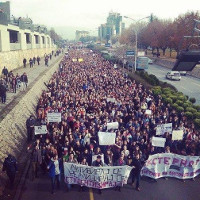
[8,29,18,43]
[25,33,30,44]
[34,35,39,44]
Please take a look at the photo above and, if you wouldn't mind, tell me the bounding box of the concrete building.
[0,1,55,71]
[75,30,89,41]
[98,11,125,42]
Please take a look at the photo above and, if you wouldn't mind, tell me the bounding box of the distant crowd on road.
[5,47,199,193]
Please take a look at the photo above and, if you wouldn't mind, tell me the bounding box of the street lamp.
[124,16,150,72]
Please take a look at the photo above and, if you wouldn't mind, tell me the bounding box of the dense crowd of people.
[25,47,199,194]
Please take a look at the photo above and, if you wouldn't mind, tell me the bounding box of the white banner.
[64,163,132,189]
[172,130,184,140]
[98,132,116,145]
[141,153,200,179]
[156,123,172,136]
[47,112,61,123]
[152,137,166,147]
[34,125,47,135]
[107,122,119,130]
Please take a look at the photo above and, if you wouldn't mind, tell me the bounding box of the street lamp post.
[124,16,150,72]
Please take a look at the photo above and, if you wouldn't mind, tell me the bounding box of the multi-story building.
[98,11,125,42]
[75,30,89,41]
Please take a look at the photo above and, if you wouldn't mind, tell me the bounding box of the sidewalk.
[0,54,63,120]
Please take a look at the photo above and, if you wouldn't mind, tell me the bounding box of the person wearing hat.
[2,154,18,189]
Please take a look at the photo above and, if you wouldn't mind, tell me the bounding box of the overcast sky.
[5,0,200,39]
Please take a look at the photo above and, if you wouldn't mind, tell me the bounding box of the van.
[166,71,181,81]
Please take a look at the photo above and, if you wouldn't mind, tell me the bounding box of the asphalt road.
[20,170,200,200]
[146,64,200,104]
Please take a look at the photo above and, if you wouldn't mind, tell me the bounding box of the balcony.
[10,43,21,51]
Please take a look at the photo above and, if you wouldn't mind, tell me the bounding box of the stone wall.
[0,47,55,72]
[0,56,62,186]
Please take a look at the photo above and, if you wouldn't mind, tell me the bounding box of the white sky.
[4,0,200,39]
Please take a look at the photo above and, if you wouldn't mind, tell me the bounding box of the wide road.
[146,64,200,104]
[20,170,200,200]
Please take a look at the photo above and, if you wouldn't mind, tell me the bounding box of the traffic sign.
[126,50,135,57]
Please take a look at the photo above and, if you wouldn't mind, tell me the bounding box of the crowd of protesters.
[25,47,199,194]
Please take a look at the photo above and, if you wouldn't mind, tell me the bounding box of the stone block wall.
[0,47,55,72]
[0,56,62,186]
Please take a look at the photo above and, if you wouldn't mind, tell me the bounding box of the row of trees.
[119,12,200,56]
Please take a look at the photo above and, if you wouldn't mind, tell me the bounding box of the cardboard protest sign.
[107,98,117,103]
[156,123,172,136]
[98,132,116,145]
[64,163,132,189]
[152,137,166,147]
[145,110,152,115]
[34,125,47,135]
[107,122,119,130]
[172,130,184,140]
[47,112,61,123]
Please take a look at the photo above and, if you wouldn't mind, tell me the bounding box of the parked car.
[179,71,187,76]
[148,58,153,64]
[166,71,181,81]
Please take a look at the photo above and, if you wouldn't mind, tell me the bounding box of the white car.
[148,58,153,64]
[166,71,181,81]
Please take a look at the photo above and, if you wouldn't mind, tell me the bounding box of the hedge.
[189,97,196,104]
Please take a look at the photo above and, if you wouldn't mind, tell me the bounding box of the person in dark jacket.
[29,58,33,68]
[33,57,36,65]
[2,66,8,77]
[37,56,40,65]
[20,73,28,90]
[23,58,27,68]
[26,115,35,143]
[131,153,142,191]
[0,83,7,103]
[47,154,62,194]
[2,154,18,189]
[92,155,103,194]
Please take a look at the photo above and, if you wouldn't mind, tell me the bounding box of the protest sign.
[141,153,200,179]
[172,130,184,140]
[107,98,117,104]
[34,125,47,135]
[107,122,119,130]
[98,132,116,145]
[64,163,132,189]
[72,58,77,62]
[156,123,172,136]
[145,109,152,115]
[152,137,166,147]
[47,112,61,123]
[92,154,105,164]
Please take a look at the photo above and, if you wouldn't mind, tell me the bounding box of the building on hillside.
[98,11,125,42]
[75,30,89,41]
